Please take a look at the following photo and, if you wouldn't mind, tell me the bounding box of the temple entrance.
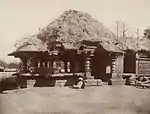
[91,53,106,80]
[91,45,111,81]
[124,53,136,73]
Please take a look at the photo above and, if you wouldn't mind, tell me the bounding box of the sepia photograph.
[0,0,150,114]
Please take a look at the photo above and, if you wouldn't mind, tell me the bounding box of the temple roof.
[37,9,121,53]
[9,10,150,56]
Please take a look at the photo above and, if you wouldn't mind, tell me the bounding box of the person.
[73,77,85,89]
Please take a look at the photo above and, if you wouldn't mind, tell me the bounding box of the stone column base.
[85,72,94,79]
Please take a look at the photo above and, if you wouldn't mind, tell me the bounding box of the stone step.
[111,78,125,85]
[25,79,111,87]
[85,79,103,86]
[27,79,36,87]
[55,79,103,87]
[55,80,67,87]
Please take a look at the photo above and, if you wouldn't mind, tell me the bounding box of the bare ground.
[0,85,150,114]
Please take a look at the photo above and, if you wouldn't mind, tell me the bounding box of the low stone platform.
[55,80,67,87]
[27,79,36,88]
[54,79,103,87]
[85,79,103,86]
[111,78,126,85]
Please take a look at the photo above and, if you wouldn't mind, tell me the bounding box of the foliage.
[0,59,20,69]
[37,10,118,46]
[0,60,7,68]
[6,62,20,69]
[14,34,47,51]
[144,28,150,39]
[12,9,150,53]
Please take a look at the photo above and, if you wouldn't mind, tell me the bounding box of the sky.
[0,0,150,63]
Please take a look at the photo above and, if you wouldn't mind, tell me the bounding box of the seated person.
[73,77,85,89]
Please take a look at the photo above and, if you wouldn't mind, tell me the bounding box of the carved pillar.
[53,60,57,74]
[136,53,139,76]
[67,62,70,72]
[85,57,92,79]
[28,57,37,73]
[53,57,60,74]
[21,58,27,72]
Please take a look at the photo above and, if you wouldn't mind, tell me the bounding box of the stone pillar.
[53,60,57,74]
[136,53,139,76]
[136,59,139,75]
[85,57,92,79]
[21,58,27,72]
[67,62,70,73]
[28,57,37,73]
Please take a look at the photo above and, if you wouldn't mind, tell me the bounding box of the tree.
[7,62,20,69]
[115,21,120,39]
[115,21,129,38]
[136,28,140,38]
[144,27,150,39]
[121,22,129,38]
[0,60,7,68]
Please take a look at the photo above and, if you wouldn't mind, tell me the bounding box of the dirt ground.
[0,85,150,114]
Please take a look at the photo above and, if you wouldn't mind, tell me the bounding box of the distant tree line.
[0,60,20,69]
[144,28,150,39]
[114,21,150,39]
